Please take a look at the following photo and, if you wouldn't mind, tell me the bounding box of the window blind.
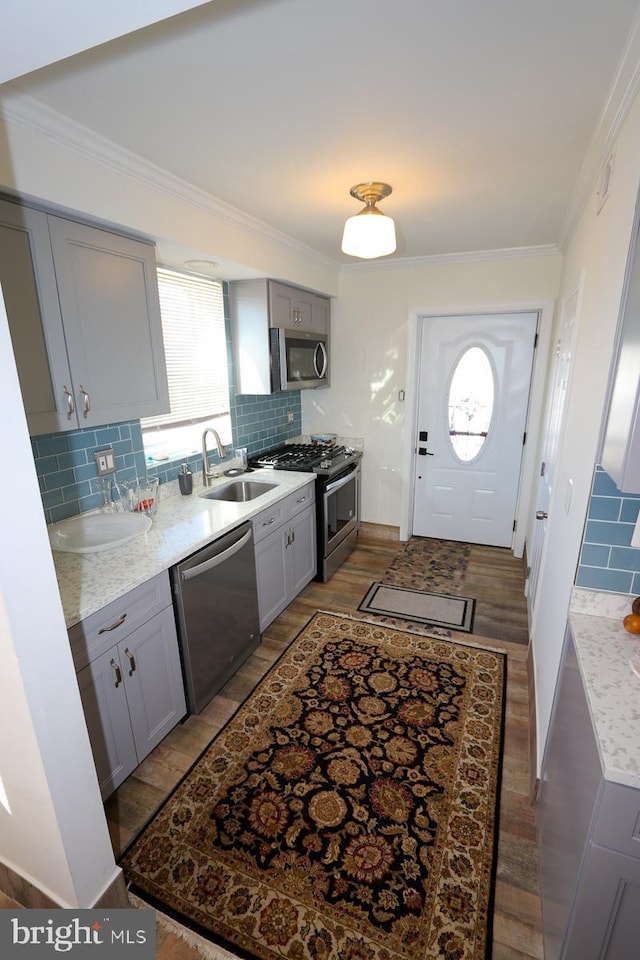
[141,268,229,431]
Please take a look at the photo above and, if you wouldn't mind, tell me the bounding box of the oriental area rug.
[120,612,506,960]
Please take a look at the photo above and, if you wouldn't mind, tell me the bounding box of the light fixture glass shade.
[341,208,397,259]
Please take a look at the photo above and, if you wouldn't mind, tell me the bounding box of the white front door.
[526,281,580,624]
[412,312,538,547]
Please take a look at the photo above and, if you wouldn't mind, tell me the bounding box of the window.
[447,346,495,463]
[141,269,231,463]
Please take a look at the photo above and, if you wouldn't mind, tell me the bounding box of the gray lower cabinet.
[70,572,186,800]
[0,195,169,435]
[538,625,640,959]
[253,481,316,631]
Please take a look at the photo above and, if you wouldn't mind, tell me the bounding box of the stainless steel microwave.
[270,327,329,391]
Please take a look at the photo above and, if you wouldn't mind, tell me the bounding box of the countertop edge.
[51,469,316,630]
[569,587,640,789]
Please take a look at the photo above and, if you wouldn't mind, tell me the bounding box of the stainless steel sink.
[200,480,278,502]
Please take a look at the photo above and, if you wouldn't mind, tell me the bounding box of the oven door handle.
[324,467,358,495]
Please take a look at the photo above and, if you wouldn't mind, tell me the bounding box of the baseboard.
[92,870,129,908]
[359,522,400,541]
[0,861,128,910]
[527,642,539,804]
[0,862,60,909]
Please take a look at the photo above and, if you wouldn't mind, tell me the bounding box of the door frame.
[401,298,556,557]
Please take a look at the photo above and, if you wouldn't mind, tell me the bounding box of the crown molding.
[340,243,561,271]
[559,8,640,249]
[0,87,337,269]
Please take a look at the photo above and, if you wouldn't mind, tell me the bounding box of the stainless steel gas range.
[249,442,362,581]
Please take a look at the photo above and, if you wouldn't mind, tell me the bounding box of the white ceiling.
[4,0,640,266]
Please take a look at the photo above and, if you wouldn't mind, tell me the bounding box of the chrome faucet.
[202,428,228,485]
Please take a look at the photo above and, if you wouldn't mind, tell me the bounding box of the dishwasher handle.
[180,527,253,582]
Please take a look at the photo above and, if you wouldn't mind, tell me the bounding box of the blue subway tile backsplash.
[33,398,301,525]
[576,466,640,595]
[33,282,303,525]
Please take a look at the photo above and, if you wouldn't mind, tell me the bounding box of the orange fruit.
[623,613,640,634]
[632,596,640,616]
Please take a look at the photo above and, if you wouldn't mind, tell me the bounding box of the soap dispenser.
[178,463,193,496]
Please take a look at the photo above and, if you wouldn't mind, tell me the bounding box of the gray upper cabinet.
[601,192,640,492]
[1,197,169,435]
[0,199,72,435]
[230,278,331,394]
[269,280,328,331]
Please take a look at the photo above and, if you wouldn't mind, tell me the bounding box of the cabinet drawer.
[252,500,285,544]
[69,571,172,671]
[282,482,315,522]
[593,780,640,860]
[251,482,316,544]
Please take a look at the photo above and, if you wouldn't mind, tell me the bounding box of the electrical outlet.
[632,512,640,549]
[94,448,116,475]
[287,410,294,423]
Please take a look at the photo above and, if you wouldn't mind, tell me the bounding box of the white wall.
[303,253,562,527]
[0,294,119,906]
[531,87,640,769]
[1,1,212,84]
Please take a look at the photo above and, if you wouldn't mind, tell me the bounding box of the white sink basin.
[48,512,152,553]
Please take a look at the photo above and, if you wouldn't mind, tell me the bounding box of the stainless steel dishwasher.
[171,521,260,714]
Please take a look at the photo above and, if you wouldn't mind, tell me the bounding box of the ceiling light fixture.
[341,182,396,259]
[183,259,219,274]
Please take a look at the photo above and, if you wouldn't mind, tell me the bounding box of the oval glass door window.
[448,347,495,462]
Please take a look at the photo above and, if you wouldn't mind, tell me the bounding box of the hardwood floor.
[105,527,541,959]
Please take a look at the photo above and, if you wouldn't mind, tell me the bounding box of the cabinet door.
[76,648,138,800]
[255,524,288,631]
[120,608,186,761]
[601,196,640,492]
[537,627,603,960]
[269,281,313,329]
[287,505,317,597]
[0,200,75,434]
[564,843,640,960]
[312,295,330,334]
[47,216,169,426]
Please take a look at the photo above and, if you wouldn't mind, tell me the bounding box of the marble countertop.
[570,587,640,789]
[51,469,315,629]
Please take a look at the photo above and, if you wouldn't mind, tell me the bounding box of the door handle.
[536,510,548,520]
[418,447,434,456]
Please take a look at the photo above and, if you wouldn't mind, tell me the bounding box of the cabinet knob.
[536,510,548,520]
